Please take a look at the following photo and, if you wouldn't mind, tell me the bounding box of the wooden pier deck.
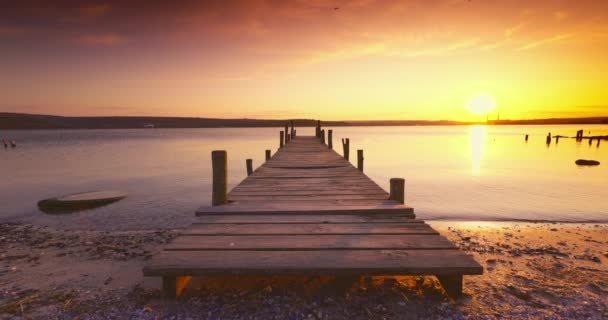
[144,132,482,298]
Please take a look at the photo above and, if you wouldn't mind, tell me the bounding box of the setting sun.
[467,95,496,116]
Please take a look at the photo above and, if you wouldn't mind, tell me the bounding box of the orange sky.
[1,0,607,121]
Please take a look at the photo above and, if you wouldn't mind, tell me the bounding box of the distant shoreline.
[1,112,607,130]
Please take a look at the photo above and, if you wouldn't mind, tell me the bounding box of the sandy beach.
[1,221,606,319]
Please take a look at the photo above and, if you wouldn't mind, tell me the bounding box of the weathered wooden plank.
[228,194,390,201]
[229,191,388,197]
[143,249,483,276]
[166,234,455,251]
[193,215,422,224]
[196,203,414,216]
[182,223,438,235]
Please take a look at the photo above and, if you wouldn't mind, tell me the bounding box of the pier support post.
[357,150,364,172]
[280,131,284,148]
[316,120,321,138]
[342,138,350,160]
[290,121,295,138]
[436,275,463,298]
[246,159,253,176]
[285,124,289,142]
[162,276,192,299]
[265,149,271,161]
[293,130,297,138]
[328,130,333,149]
[321,129,326,144]
[211,150,227,206]
[389,178,405,204]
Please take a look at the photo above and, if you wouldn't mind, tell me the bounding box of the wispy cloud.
[516,33,573,51]
[64,4,112,22]
[0,26,29,36]
[77,33,129,46]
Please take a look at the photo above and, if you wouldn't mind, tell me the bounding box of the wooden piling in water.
[546,133,551,145]
[589,138,593,146]
[280,131,284,148]
[342,138,350,160]
[321,129,325,144]
[265,149,271,161]
[290,121,295,138]
[525,134,529,142]
[357,149,364,172]
[597,139,601,148]
[211,150,227,206]
[389,178,405,204]
[328,130,333,149]
[246,159,253,176]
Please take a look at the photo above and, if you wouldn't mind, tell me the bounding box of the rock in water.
[575,159,600,166]
[38,190,127,214]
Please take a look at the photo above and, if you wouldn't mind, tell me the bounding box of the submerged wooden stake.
[280,131,284,148]
[211,150,227,206]
[265,149,271,161]
[328,130,333,149]
[246,159,253,176]
[357,149,364,172]
[342,138,350,160]
[389,178,405,204]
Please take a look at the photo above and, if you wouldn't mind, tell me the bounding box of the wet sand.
[1,222,606,319]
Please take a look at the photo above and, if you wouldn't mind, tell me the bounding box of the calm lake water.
[1,125,607,230]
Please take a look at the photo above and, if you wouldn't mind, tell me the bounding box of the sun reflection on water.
[469,125,487,175]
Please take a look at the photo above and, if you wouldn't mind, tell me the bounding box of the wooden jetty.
[144,124,482,298]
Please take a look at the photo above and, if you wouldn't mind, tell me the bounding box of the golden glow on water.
[469,125,487,175]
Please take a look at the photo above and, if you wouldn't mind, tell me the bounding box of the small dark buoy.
[575,159,600,166]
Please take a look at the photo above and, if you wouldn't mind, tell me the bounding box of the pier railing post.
[342,138,350,160]
[328,130,333,149]
[321,129,326,144]
[389,178,405,204]
[211,150,227,206]
[357,150,364,172]
[246,159,253,176]
[290,120,295,138]
[280,131,284,148]
[265,149,271,161]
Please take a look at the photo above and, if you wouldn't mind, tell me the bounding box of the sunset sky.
[1,0,607,121]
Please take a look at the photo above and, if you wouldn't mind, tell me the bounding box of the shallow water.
[1,125,607,230]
